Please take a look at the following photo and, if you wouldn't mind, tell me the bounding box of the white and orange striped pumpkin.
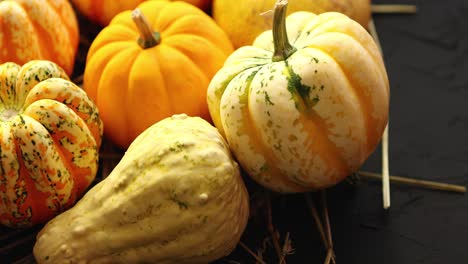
[0,60,103,228]
[207,0,389,193]
[0,0,79,76]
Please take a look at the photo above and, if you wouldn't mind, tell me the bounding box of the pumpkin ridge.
[250,63,350,189]
[16,60,70,109]
[16,1,75,75]
[224,67,308,192]
[13,115,72,225]
[208,62,270,138]
[299,16,388,91]
[9,149,33,227]
[24,78,103,148]
[0,3,42,68]
[23,100,97,196]
[164,34,227,78]
[84,41,135,102]
[301,40,385,155]
[23,2,54,62]
[43,0,78,52]
[251,58,363,188]
[0,62,21,110]
[162,14,233,55]
[152,1,206,34]
[126,50,170,140]
[98,47,140,147]
[296,47,370,166]
[0,122,21,226]
[157,45,209,117]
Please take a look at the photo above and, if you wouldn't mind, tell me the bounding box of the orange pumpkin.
[0,60,103,228]
[0,0,79,76]
[83,0,233,148]
[71,0,212,26]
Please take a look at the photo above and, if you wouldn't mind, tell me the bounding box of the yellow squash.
[212,0,371,48]
[34,114,249,263]
[207,0,389,192]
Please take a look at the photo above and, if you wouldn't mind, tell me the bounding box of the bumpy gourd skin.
[34,114,250,264]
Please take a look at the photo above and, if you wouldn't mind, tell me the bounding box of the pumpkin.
[34,114,249,264]
[0,60,103,228]
[207,0,389,193]
[212,0,371,48]
[71,0,212,26]
[83,0,233,149]
[0,0,79,76]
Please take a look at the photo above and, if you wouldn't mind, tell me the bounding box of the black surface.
[228,0,468,263]
[2,0,468,263]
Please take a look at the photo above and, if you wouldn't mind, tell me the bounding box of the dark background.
[1,0,468,263]
[227,0,468,263]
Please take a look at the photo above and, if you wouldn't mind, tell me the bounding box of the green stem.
[272,0,296,62]
[131,8,160,49]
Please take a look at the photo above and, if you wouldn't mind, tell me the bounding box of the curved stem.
[272,0,296,62]
[131,8,160,49]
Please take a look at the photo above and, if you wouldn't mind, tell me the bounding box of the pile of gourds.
[0,0,389,263]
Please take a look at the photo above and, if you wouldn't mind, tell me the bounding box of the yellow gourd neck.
[272,0,296,62]
[132,8,161,49]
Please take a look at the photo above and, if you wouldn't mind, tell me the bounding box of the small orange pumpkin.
[71,0,212,26]
[0,0,79,76]
[83,0,233,149]
[0,60,103,228]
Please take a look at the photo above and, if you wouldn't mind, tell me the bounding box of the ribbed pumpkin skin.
[207,11,389,193]
[71,0,212,26]
[84,0,233,148]
[0,0,79,76]
[0,61,103,228]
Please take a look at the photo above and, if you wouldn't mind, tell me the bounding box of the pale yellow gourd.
[33,114,250,264]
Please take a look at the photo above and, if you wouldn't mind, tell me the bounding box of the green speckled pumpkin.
[0,60,103,228]
[207,0,389,192]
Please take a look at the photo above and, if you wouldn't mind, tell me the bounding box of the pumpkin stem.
[272,0,296,62]
[131,8,161,49]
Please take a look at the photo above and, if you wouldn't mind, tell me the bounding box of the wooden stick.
[371,4,417,14]
[265,192,285,264]
[239,241,267,264]
[368,19,383,54]
[305,193,336,263]
[321,191,336,264]
[358,171,467,193]
[304,193,328,248]
[324,248,334,264]
[382,124,391,209]
[368,19,391,209]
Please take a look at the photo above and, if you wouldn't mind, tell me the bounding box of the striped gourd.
[207,0,389,192]
[0,60,103,228]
